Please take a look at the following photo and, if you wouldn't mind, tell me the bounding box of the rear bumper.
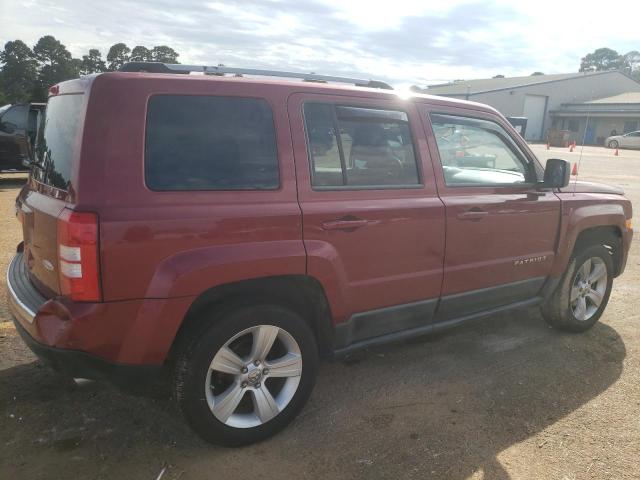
[6,254,42,326]
[7,252,195,369]
[7,253,162,386]
[12,318,163,388]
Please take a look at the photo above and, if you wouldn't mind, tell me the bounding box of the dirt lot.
[1,145,638,480]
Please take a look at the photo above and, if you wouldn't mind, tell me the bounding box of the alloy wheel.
[205,325,302,428]
[570,257,608,321]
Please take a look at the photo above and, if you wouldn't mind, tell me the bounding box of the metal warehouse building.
[550,92,640,146]
[426,71,640,143]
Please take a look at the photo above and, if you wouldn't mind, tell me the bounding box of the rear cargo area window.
[35,94,84,191]
[145,95,279,190]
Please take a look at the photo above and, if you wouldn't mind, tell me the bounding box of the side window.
[145,95,278,191]
[430,114,532,187]
[303,103,420,188]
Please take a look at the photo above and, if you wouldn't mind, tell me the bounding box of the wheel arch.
[572,225,623,276]
[166,275,335,365]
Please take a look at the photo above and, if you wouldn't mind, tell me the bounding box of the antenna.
[573,90,595,195]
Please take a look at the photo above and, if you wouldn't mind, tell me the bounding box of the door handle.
[321,218,372,231]
[457,209,488,221]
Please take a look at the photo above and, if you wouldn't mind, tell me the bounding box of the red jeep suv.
[7,63,633,446]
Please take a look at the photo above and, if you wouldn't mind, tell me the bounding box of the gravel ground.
[0,145,638,480]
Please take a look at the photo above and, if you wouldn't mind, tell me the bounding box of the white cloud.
[2,0,639,86]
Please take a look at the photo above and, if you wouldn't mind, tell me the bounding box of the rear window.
[145,95,279,191]
[34,94,84,191]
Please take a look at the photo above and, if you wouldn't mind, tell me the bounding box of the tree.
[579,47,626,72]
[151,45,179,63]
[33,35,71,66]
[32,35,78,101]
[106,43,130,70]
[80,48,106,74]
[623,50,640,80]
[130,46,153,62]
[0,40,38,103]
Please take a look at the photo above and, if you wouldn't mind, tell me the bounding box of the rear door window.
[303,103,420,188]
[145,95,279,191]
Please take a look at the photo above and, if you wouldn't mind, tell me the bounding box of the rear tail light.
[57,209,101,302]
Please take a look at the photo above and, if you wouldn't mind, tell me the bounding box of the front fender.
[552,195,632,277]
[144,240,306,298]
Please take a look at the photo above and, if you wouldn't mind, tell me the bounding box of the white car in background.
[605,131,640,149]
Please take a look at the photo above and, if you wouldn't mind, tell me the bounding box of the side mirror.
[540,158,570,189]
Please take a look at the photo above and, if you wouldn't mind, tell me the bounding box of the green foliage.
[151,45,179,63]
[623,51,640,79]
[0,70,5,104]
[0,40,38,103]
[579,48,626,72]
[106,43,131,71]
[0,36,180,103]
[32,35,79,101]
[579,48,640,81]
[130,46,153,62]
[33,35,71,66]
[81,49,107,74]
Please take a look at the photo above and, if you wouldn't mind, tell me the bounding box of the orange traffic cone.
[571,163,578,176]
[615,148,619,156]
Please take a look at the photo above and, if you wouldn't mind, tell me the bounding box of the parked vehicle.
[0,103,46,172]
[7,63,633,446]
[605,131,640,149]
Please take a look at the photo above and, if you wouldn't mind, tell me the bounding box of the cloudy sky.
[2,0,639,87]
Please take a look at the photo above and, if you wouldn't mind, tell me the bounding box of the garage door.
[523,95,547,141]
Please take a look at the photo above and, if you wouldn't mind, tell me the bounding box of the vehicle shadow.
[0,308,625,479]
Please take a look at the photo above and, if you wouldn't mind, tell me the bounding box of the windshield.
[33,94,84,191]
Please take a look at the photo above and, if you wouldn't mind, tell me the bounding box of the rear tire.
[542,244,614,332]
[173,304,318,446]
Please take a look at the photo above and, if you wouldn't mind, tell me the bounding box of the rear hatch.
[17,86,87,298]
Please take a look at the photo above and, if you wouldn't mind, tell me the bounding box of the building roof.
[550,91,640,116]
[586,92,640,104]
[426,70,632,96]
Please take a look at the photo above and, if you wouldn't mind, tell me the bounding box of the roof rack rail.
[118,62,393,90]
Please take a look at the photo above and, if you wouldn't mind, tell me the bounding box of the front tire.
[608,140,619,149]
[542,244,614,332]
[173,304,318,446]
